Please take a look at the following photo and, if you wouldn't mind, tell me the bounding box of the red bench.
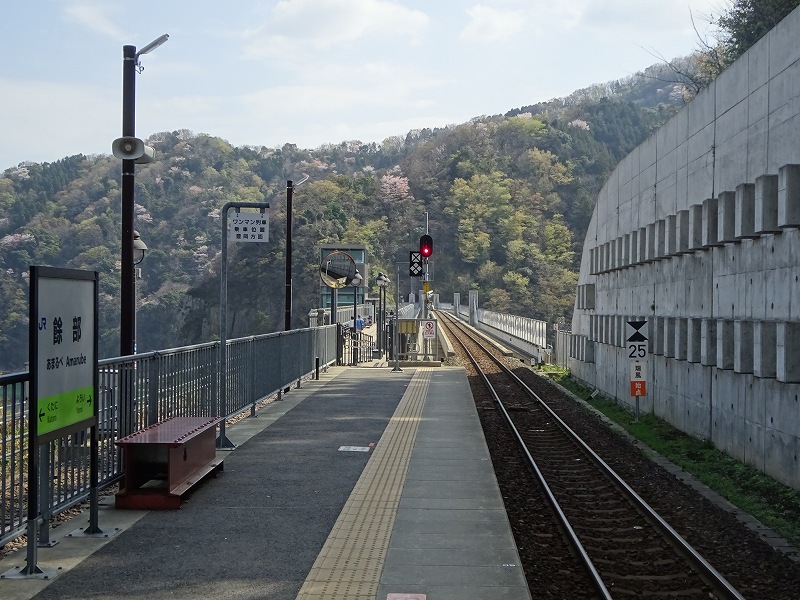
[115,416,224,510]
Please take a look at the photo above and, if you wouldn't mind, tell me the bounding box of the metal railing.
[478,309,549,348]
[0,324,338,548]
[341,326,375,365]
[307,303,374,326]
[447,305,573,368]
[395,318,442,361]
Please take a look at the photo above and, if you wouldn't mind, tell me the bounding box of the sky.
[0,0,726,171]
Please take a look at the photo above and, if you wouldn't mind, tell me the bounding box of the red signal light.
[420,234,433,257]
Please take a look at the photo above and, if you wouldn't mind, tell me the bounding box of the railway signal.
[409,251,423,277]
[419,234,433,258]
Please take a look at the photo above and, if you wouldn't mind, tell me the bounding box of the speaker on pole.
[112,137,155,163]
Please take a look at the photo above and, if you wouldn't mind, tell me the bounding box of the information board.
[31,267,98,442]
[230,210,268,243]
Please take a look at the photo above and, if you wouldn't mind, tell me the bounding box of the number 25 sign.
[626,320,648,360]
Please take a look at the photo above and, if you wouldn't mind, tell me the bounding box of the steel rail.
[438,311,612,599]
[438,310,746,600]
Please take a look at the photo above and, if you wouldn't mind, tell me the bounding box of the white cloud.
[557,0,717,33]
[242,0,429,59]
[63,3,125,39]
[235,61,445,116]
[460,5,525,43]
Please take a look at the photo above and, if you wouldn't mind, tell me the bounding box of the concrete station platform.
[1,365,531,600]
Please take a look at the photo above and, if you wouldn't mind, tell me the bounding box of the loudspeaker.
[112,137,155,163]
[136,145,155,164]
[112,136,145,160]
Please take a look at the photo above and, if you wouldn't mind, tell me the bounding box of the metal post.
[120,44,136,357]
[218,201,269,448]
[283,174,307,332]
[392,263,402,372]
[218,203,233,448]
[382,284,388,354]
[352,287,358,365]
[37,445,51,547]
[285,180,293,332]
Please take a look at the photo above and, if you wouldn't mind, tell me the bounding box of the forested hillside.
[0,68,683,372]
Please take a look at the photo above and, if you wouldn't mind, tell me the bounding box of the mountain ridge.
[0,60,690,371]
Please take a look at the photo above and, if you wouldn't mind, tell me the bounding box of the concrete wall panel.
[570,6,800,491]
[764,430,800,489]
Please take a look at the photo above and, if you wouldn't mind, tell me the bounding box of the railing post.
[336,324,343,366]
[212,341,220,419]
[249,338,257,417]
[37,444,53,547]
[148,353,160,426]
[316,356,320,380]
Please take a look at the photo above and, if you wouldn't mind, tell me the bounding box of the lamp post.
[284,174,309,333]
[392,262,402,372]
[376,272,390,353]
[351,270,362,365]
[118,34,168,357]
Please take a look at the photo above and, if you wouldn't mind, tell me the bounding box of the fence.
[0,324,338,549]
[308,302,417,326]
[448,305,572,368]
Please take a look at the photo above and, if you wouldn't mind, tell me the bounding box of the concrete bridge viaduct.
[570,7,800,491]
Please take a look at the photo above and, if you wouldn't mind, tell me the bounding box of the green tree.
[683,0,800,92]
[542,217,575,267]
[716,0,800,62]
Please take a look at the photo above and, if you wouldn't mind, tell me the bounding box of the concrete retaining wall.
[571,7,800,490]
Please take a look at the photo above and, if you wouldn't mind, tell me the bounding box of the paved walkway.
[1,365,530,600]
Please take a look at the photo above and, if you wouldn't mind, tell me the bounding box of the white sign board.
[32,267,97,441]
[630,361,646,381]
[626,320,649,360]
[422,320,437,339]
[230,211,268,243]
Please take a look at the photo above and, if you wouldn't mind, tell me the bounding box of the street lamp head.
[133,230,148,265]
[136,34,169,58]
[292,174,310,188]
[135,34,169,73]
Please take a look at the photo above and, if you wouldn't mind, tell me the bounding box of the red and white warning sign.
[630,378,647,397]
[422,320,436,339]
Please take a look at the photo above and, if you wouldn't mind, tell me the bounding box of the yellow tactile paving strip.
[295,368,430,600]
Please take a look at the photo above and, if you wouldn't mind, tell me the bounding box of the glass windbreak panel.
[348,250,365,262]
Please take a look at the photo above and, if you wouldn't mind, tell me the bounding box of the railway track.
[437,311,745,600]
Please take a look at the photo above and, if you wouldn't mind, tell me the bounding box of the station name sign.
[30,267,98,442]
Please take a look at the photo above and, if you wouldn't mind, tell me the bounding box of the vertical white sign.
[33,268,97,440]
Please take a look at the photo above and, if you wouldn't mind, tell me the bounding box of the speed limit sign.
[422,320,436,339]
